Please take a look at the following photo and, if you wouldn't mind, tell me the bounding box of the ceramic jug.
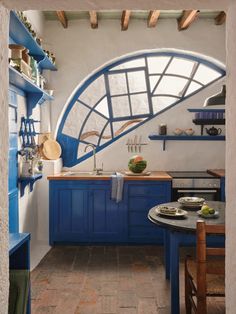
[205,126,222,136]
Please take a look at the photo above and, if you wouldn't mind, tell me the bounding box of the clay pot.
[9,44,25,60]
[22,48,30,65]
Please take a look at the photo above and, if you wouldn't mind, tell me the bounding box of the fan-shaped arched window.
[57,50,225,167]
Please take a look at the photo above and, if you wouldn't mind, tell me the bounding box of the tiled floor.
[31,246,225,314]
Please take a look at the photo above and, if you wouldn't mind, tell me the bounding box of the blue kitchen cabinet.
[49,181,89,244]
[88,185,125,242]
[9,88,19,233]
[124,181,171,244]
[49,180,125,244]
[49,179,171,245]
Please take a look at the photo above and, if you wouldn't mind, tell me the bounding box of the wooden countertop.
[47,171,172,181]
[207,169,225,177]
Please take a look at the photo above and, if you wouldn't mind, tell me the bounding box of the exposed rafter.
[147,10,161,28]
[56,11,68,28]
[178,10,200,31]
[215,11,226,25]
[89,10,98,29]
[121,10,131,31]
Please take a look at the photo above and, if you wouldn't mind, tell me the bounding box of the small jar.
[159,124,167,135]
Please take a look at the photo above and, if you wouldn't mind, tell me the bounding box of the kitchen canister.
[159,124,167,135]
[9,44,25,60]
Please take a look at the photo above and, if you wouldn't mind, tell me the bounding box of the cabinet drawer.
[128,196,167,211]
[128,184,167,197]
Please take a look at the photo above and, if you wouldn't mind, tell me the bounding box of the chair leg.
[185,259,192,314]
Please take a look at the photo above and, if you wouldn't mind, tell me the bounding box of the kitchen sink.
[62,171,116,177]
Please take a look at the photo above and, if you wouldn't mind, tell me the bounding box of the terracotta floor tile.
[31,245,225,314]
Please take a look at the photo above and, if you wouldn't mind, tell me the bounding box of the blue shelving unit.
[9,11,57,71]
[9,66,54,116]
[18,174,43,197]
[148,134,225,150]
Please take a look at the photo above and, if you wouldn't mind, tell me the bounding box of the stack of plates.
[178,197,205,209]
[155,205,187,217]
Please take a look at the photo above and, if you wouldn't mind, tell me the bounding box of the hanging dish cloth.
[111,172,124,203]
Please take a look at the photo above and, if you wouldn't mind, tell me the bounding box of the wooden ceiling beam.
[89,10,98,29]
[147,10,161,28]
[178,10,200,31]
[121,10,131,31]
[215,11,226,25]
[56,11,68,28]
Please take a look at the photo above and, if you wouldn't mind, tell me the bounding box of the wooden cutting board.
[42,139,62,160]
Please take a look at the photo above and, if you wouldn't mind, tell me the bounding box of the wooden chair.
[185,220,225,314]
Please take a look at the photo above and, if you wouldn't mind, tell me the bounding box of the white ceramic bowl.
[173,128,183,135]
[185,129,195,136]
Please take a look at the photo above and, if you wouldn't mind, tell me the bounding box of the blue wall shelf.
[9,66,54,116]
[9,11,57,71]
[18,174,42,197]
[148,134,225,150]
[188,108,225,113]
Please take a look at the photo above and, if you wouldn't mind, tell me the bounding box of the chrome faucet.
[84,144,97,172]
[84,144,103,174]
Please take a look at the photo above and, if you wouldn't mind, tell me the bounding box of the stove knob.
[208,183,212,187]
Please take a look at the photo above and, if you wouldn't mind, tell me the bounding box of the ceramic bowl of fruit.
[197,204,219,218]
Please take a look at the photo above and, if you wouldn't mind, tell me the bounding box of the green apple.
[201,204,209,211]
[201,204,210,215]
[209,208,215,215]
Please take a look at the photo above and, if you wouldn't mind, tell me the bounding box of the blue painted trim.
[56,50,226,167]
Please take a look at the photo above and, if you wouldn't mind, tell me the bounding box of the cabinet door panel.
[71,190,88,232]
[52,187,89,242]
[89,188,124,241]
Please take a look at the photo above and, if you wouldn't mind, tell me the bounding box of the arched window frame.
[56,50,226,167]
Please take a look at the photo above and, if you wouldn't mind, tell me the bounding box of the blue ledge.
[9,11,57,71]
[188,108,225,113]
[148,134,225,151]
[9,66,54,116]
[18,174,43,197]
[9,233,30,256]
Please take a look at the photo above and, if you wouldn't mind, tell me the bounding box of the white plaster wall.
[44,18,226,171]
[0,6,9,314]
[226,2,236,312]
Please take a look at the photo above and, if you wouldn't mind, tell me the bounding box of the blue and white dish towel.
[111,172,124,203]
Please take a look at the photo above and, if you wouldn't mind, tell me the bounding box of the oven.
[168,171,221,202]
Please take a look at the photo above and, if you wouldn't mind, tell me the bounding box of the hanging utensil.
[134,135,137,152]
[130,138,133,152]
[127,138,130,152]
[139,135,142,152]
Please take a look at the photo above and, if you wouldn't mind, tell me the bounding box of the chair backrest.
[196,220,225,311]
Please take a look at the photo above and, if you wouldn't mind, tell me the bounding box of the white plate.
[124,171,151,176]
[178,196,205,204]
[197,210,219,218]
[155,206,188,217]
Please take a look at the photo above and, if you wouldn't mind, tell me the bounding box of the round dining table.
[148,201,225,314]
